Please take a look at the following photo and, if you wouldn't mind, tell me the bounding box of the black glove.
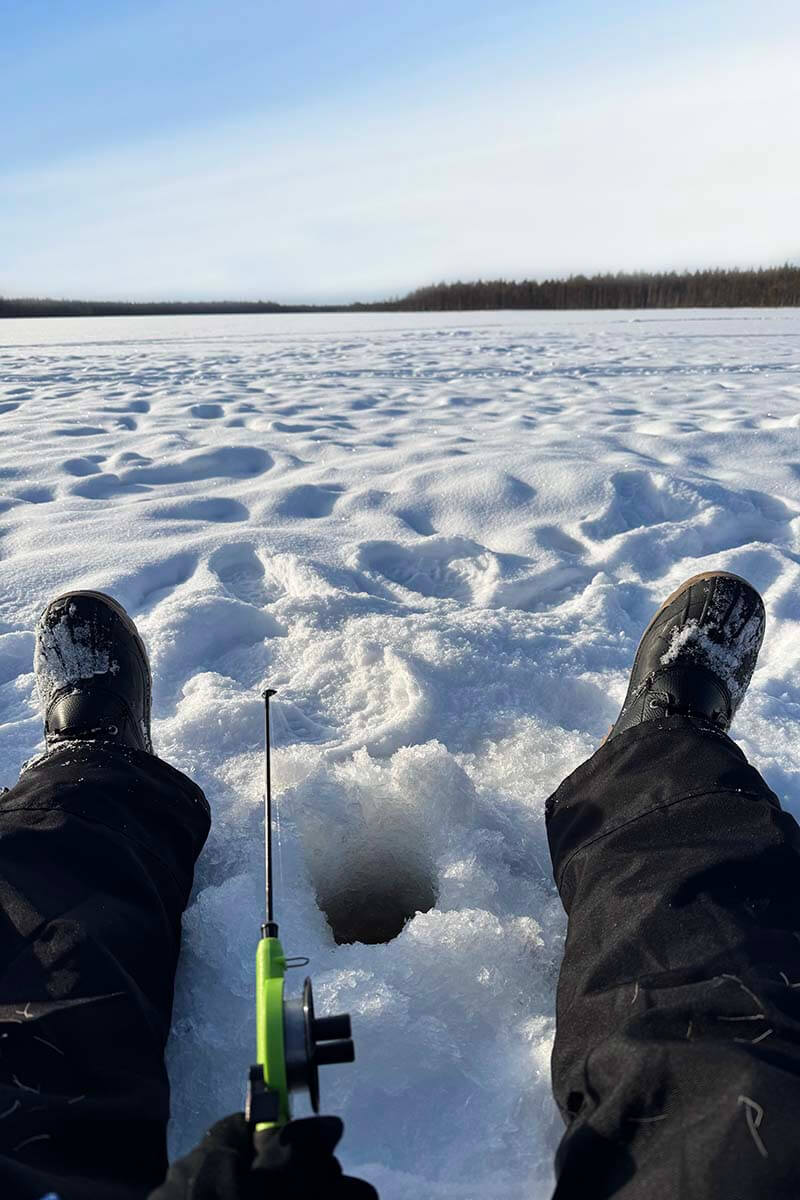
[149,1113,378,1200]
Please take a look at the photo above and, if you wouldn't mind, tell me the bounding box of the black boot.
[34,590,152,753]
[607,570,765,742]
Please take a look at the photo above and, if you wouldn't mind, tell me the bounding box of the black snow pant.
[547,715,800,1198]
[2,719,800,1200]
[0,743,209,1200]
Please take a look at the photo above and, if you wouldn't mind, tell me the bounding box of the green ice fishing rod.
[245,689,355,1143]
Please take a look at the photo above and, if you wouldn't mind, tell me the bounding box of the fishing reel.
[246,932,355,1128]
[285,976,354,1111]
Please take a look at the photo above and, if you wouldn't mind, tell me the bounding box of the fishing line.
[269,693,285,905]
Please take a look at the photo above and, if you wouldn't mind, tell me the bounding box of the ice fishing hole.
[315,845,438,946]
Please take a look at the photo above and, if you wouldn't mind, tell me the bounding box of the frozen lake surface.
[2,308,800,1196]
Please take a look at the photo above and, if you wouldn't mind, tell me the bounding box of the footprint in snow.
[13,486,54,505]
[534,525,586,558]
[581,469,700,540]
[394,508,436,537]
[70,446,272,500]
[149,498,250,523]
[71,474,150,499]
[150,596,285,708]
[357,537,490,602]
[62,456,105,477]
[111,553,199,615]
[270,420,317,433]
[189,404,224,419]
[125,445,271,485]
[0,487,56,511]
[208,543,272,606]
[267,483,346,520]
[53,426,107,438]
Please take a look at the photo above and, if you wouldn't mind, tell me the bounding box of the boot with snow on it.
[605,570,765,743]
[34,590,152,754]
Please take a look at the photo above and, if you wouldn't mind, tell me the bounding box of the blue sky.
[2,0,799,301]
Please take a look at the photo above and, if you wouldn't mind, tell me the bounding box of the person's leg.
[0,744,209,1200]
[546,574,800,1198]
[0,591,210,1200]
[548,718,800,1198]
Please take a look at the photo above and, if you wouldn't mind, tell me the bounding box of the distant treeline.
[0,298,328,318]
[387,266,800,311]
[2,265,800,318]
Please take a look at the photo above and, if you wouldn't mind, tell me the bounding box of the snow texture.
[2,308,800,1197]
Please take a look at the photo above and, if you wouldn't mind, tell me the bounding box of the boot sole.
[602,570,762,744]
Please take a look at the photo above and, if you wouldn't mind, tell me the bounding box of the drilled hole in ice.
[314,844,437,945]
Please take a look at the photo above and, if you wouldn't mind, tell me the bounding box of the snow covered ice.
[2,307,800,1196]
